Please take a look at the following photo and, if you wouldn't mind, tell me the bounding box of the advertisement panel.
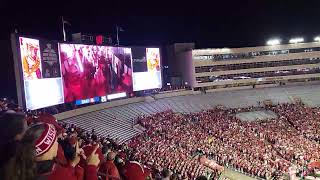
[40,40,61,78]
[132,47,148,72]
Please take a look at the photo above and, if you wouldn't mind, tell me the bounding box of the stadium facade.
[173,42,320,92]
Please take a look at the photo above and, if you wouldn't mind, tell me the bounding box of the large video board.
[13,35,162,110]
[59,44,133,103]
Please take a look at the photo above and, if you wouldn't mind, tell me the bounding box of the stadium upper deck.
[175,42,320,91]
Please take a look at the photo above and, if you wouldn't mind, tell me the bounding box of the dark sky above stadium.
[1,0,320,98]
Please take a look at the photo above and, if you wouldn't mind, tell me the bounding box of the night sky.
[1,0,320,99]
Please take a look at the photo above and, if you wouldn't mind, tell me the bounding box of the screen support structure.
[10,33,25,108]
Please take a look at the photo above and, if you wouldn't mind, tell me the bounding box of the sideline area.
[219,168,257,180]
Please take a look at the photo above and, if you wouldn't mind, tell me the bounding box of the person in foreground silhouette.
[5,123,100,180]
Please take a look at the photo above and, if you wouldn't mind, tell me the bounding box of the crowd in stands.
[0,98,22,113]
[1,95,320,180]
[132,104,320,179]
[0,97,213,180]
[0,97,152,180]
[132,111,222,179]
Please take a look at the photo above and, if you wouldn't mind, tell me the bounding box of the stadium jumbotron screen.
[59,44,133,103]
[13,36,162,110]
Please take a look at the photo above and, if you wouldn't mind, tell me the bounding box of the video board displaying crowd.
[14,36,162,110]
[59,44,133,102]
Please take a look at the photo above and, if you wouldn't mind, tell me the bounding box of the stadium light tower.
[314,36,320,42]
[266,39,281,46]
[289,37,304,44]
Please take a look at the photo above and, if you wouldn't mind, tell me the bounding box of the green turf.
[219,168,257,180]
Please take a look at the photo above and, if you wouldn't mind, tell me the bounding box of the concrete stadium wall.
[192,90,201,95]
[153,90,194,99]
[206,86,253,93]
[54,97,146,120]
[54,90,195,120]
[255,84,278,88]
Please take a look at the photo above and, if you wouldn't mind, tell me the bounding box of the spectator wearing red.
[123,161,151,180]
[34,113,68,166]
[100,152,120,180]
[10,123,100,180]
[81,143,104,168]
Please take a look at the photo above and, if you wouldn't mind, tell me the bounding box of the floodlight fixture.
[289,38,304,44]
[314,36,320,42]
[266,39,281,46]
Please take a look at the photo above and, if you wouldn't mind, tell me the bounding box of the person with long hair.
[0,112,28,180]
[5,123,100,180]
